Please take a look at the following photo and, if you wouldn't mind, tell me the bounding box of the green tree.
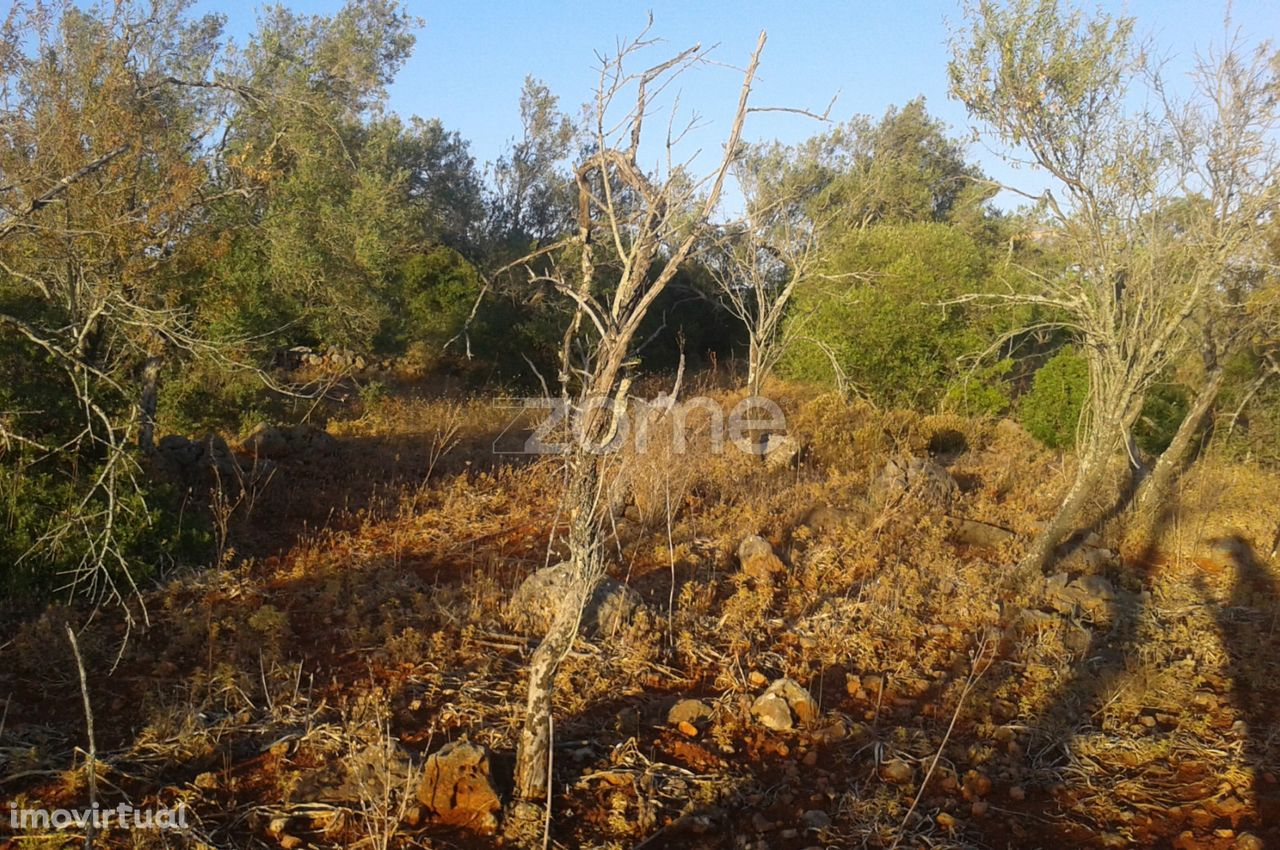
[0,0,228,604]
[950,0,1279,573]
[782,222,1013,413]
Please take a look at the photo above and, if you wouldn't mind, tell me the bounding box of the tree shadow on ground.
[982,486,1280,847]
[1195,536,1280,845]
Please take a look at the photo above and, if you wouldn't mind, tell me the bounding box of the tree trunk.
[137,349,164,454]
[1018,413,1128,575]
[512,596,581,801]
[746,335,763,398]
[1134,366,1224,517]
[513,456,603,801]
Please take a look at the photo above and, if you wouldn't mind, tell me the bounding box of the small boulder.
[751,693,794,731]
[285,423,338,456]
[1045,573,1117,617]
[508,563,643,636]
[798,504,864,535]
[667,698,714,727]
[950,518,1016,550]
[156,434,202,465]
[417,740,501,833]
[801,810,831,831]
[762,434,800,471]
[870,456,958,512]
[751,677,819,731]
[738,535,785,581]
[243,423,291,459]
[879,759,914,784]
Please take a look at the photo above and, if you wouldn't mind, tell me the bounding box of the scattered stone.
[738,535,786,581]
[798,504,864,535]
[507,562,644,636]
[751,692,794,731]
[1008,785,1026,801]
[801,810,831,831]
[292,738,412,803]
[417,740,501,833]
[962,770,992,800]
[971,800,989,817]
[285,423,338,455]
[811,717,851,744]
[279,835,303,850]
[193,771,218,791]
[154,433,246,480]
[870,455,958,511]
[936,811,958,829]
[879,759,913,784]
[667,698,714,727]
[750,677,819,732]
[1045,572,1118,617]
[677,720,699,738]
[950,518,1016,550]
[762,434,800,471]
[1237,833,1264,850]
[748,670,769,687]
[243,423,291,458]
[240,422,338,460]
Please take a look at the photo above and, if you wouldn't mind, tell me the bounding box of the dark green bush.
[781,222,1013,413]
[1019,348,1089,449]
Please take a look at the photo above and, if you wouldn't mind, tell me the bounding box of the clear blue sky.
[198,0,1278,210]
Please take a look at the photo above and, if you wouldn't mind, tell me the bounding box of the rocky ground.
[2,381,1279,849]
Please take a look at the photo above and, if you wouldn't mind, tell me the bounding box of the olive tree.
[949,0,1279,574]
[1131,42,1280,516]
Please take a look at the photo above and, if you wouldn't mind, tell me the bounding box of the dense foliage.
[1,0,1276,606]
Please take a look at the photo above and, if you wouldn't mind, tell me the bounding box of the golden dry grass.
[2,380,1279,849]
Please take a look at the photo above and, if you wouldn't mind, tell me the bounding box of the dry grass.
[3,380,1279,849]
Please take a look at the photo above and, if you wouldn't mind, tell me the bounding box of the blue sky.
[198,0,1278,210]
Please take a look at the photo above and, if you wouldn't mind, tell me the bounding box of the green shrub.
[1134,383,1191,455]
[376,246,483,358]
[781,222,1013,412]
[1018,348,1088,448]
[0,457,211,602]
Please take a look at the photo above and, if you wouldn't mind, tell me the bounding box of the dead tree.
[709,159,826,397]
[509,24,767,814]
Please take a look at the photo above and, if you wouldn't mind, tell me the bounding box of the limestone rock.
[798,504,864,535]
[950,518,1016,550]
[243,423,291,459]
[508,562,643,636]
[801,810,831,831]
[1045,572,1117,617]
[153,433,244,480]
[870,456,958,512]
[738,535,785,581]
[667,698,714,727]
[762,434,800,471]
[879,759,914,784]
[751,692,794,731]
[241,422,338,460]
[751,677,819,731]
[417,740,501,833]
